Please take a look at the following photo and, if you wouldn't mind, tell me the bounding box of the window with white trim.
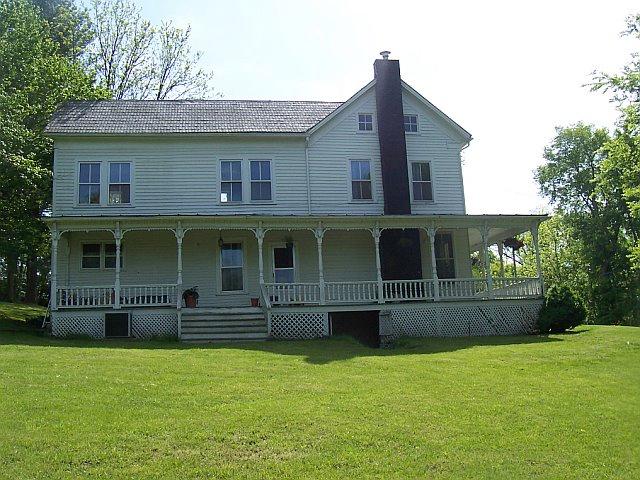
[350,160,372,200]
[220,160,242,203]
[81,243,123,269]
[220,243,243,291]
[273,244,295,283]
[109,162,131,204]
[411,162,433,201]
[404,114,418,133]
[250,160,272,201]
[78,163,101,204]
[358,113,373,131]
[435,233,455,278]
[81,244,101,268]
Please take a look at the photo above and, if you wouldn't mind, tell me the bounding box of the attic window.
[358,114,373,131]
[404,115,418,133]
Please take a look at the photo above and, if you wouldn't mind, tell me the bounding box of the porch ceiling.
[45,213,547,248]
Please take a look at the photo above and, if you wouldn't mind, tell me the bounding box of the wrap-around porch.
[48,214,546,314]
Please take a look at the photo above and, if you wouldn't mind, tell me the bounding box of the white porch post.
[531,222,544,294]
[314,226,326,305]
[426,226,440,301]
[481,225,494,298]
[50,225,60,311]
[497,242,505,278]
[175,222,185,306]
[114,223,122,309]
[254,226,265,285]
[372,226,384,304]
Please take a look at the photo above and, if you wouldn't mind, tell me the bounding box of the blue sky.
[138,0,637,214]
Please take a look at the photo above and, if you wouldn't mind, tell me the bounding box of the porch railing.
[57,286,115,308]
[438,278,488,299]
[263,283,321,306]
[326,281,379,304]
[120,284,178,307]
[492,277,542,298]
[57,284,177,308]
[383,279,434,302]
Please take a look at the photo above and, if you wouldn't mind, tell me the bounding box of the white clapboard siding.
[52,86,467,218]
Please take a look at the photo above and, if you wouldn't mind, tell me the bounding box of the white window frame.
[349,159,374,202]
[78,162,101,206]
[219,159,243,204]
[410,161,434,203]
[218,240,246,294]
[249,159,273,203]
[271,242,297,283]
[404,114,419,134]
[80,242,124,270]
[108,161,132,205]
[357,113,374,132]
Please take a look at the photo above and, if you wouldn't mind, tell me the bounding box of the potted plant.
[182,286,199,308]
[250,297,260,307]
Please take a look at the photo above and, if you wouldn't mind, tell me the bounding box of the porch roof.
[45,213,548,250]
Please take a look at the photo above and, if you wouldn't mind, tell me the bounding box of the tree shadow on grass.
[0,325,583,365]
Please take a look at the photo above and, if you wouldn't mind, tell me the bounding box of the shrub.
[537,285,586,333]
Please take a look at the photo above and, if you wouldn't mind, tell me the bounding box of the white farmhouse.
[45,53,546,342]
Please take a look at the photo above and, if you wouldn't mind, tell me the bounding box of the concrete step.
[182,307,262,315]
[182,332,268,341]
[181,319,266,328]
[182,325,267,334]
[182,314,265,322]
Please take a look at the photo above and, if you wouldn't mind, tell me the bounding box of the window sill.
[348,199,377,204]
[217,289,247,296]
[412,200,436,204]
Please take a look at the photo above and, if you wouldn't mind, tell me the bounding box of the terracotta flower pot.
[185,295,197,308]
[250,297,260,307]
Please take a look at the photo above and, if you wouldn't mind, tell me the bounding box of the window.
[220,243,243,291]
[250,160,272,201]
[109,162,131,204]
[350,160,372,200]
[404,114,418,133]
[273,244,295,283]
[358,113,373,131]
[104,244,123,269]
[411,162,433,201]
[81,244,101,269]
[78,163,101,204]
[435,233,455,279]
[220,160,242,203]
[82,243,123,269]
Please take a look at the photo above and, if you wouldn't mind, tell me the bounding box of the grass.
[0,301,46,330]
[0,315,638,479]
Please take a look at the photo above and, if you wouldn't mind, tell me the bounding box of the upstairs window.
[109,162,131,204]
[358,113,373,131]
[220,160,242,203]
[78,163,101,205]
[350,160,372,200]
[250,160,272,201]
[411,162,433,201]
[220,243,244,291]
[404,114,418,133]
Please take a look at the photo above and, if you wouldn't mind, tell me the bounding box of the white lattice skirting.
[390,300,543,337]
[270,312,329,339]
[131,311,178,339]
[51,309,178,339]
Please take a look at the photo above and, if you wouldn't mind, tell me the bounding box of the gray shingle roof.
[45,100,343,135]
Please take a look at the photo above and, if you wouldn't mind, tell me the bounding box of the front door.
[273,244,295,283]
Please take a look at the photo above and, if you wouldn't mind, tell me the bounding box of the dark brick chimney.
[374,53,422,280]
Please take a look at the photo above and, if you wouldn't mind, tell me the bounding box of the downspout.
[304,135,312,215]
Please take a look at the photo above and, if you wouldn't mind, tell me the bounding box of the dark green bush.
[537,285,586,333]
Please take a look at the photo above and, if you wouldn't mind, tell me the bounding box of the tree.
[88,0,215,100]
[0,0,107,303]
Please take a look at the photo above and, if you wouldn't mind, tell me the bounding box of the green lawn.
[0,318,638,479]
[0,301,46,330]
